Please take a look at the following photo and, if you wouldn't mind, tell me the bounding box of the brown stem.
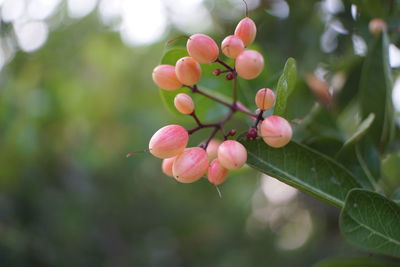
[190,111,202,126]
[188,85,257,118]
[215,58,234,71]
[254,110,264,128]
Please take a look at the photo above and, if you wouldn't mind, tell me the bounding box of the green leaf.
[284,79,315,121]
[336,114,380,190]
[273,57,297,116]
[341,113,375,148]
[382,153,400,187]
[340,189,400,257]
[392,189,400,204]
[159,47,189,115]
[238,136,361,208]
[296,106,343,157]
[335,57,363,110]
[359,32,395,150]
[313,257,400,267]
[349,0,392,18]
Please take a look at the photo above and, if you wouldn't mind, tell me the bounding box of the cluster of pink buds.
[147,12,293,187]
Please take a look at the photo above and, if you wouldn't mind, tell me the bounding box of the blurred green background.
[0,0,399,266]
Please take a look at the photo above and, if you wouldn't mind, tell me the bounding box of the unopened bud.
[228,129,236,136]
[149,125,188,159]
[187,34,219,64]
[174,93,194,115]
[255,88,275,110]
[260,115,292,148]
[173,147,209,183]
[213,69,221,76]
[246,127,258,140]
[208,159,229,185]
[152,65,182,91]
[217,140,247,170]
[206,139,222,161]
[235,50,264,80]
[221,35,245,59]
[175,57,202,86]
[162,157,176,177]
[234,17,257,47]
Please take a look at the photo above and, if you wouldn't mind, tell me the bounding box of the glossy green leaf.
[359,32,395,150]
[313,257,399,267]
[238,136,361,208]
[159,47,189,115]
[273,57,297,116]
[340,189,400,257]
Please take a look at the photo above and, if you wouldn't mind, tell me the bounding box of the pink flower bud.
[217,140,247,170]
[162,157,175,177]
[187,34,219,64]
[175,57,202,86]
[255,88,275,110]
[173,147,209,183]
[174,93,194,115]
[235,50,264,80]
[369,18,386,35]
[221,35,245,59]
[234,17,257,47]
[152,65,182,91]
[208,159,228,185]
[260,115,292,148]
[149,125,188,159]
[206,139,222,161]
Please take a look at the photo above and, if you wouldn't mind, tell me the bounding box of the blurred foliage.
[0,0,399,266]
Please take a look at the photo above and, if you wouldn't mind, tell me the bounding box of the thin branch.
[232,75,238,104]
[215,58,234,72]
[188,85,257,118]
[190,111,202,126]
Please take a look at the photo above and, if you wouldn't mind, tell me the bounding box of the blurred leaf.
[340,189,400,257]
[285,79,315,121]
[341,113,375,148]
[335,57,363,110]
[296,107,344,157]
[359,32,395,151]
[349,0,393,18]
[336,114,380,190]
[273,58,297,117]
[392,188,400,204]
[382,153,400,189]
[313,257,399,267]
[238,136,361,208]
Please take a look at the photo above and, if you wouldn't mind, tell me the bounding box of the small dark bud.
[226,73,234,80]
[213,69,221,76]
[228,129,236,136]
[246,127,258,140]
